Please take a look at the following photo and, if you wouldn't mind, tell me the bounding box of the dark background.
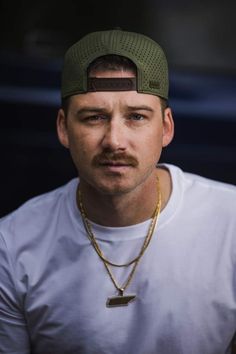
[0,0,236,217]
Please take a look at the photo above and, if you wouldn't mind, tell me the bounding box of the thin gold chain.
[77,178,161,294]
[78,177,161,268]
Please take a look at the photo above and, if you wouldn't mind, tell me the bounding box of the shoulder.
[0,178,78,244]
[183,169,236,203]
[163,164,236,218]
[166,163,236,195]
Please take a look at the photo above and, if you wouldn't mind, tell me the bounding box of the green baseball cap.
[61,29,169,99]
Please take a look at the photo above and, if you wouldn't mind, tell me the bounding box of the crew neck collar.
[69,164,184,241]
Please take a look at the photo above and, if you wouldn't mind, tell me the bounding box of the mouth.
[99,161,131,167]
[98,161,133,172]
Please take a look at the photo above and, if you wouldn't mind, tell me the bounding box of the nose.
[101,118,126,151]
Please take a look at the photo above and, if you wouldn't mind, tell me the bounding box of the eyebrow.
[75,105,154,116]
[126,105,154,112]
[75,107,106,116]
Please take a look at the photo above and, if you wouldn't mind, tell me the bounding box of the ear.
[162,108,174,147]
[57,109,69,148]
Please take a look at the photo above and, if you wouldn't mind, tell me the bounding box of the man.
[0,29,236,354]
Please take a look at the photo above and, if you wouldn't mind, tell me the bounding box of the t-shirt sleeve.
[0,232,31,353]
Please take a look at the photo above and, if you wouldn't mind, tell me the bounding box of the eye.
[84,114,108,122]
[129,113,145,121]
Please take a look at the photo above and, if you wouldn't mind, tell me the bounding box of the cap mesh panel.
[62,30,168,99]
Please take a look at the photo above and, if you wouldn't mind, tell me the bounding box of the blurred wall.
[148,0,236,71]
[1,0,236,70]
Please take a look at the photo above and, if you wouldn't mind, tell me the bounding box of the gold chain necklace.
[78,178,161,307]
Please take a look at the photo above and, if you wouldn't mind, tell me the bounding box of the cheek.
[140,130,163,157]
[68,131,97,165]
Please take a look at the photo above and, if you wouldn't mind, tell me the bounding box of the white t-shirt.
[0,164,236,354]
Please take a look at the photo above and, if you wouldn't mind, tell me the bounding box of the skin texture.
[57,70,174,226]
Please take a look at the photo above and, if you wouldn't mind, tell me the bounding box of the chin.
[93,181,136,196]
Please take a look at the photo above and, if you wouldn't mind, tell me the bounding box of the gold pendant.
[106,289,136,307]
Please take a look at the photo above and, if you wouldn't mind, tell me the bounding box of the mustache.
[92,152,138,167]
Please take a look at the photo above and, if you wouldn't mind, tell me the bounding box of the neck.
[77,167,172,227]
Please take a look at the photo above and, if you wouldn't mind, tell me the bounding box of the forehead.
[69,90,161,113]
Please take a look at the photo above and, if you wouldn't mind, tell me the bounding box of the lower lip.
[100,165,131,173]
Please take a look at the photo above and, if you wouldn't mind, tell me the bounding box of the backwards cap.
[61,29,169,99]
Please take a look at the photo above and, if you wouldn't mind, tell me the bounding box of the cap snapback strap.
[87,77,137,92]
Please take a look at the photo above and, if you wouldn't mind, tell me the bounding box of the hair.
[87,54,137,75]
[61,54,168,115]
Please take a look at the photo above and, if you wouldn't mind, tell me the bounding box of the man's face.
[57,70,174,196]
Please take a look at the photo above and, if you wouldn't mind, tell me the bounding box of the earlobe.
[162,108,174,147]
[57,109,69,148]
